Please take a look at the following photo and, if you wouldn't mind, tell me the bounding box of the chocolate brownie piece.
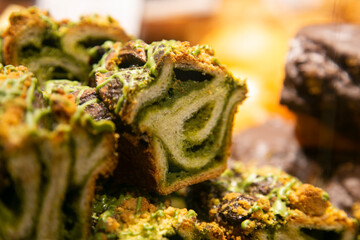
[281,23,360,142]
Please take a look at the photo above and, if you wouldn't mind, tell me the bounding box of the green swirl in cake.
[2,7,130,83]
[0,65,117,240]
[93,40,247,194]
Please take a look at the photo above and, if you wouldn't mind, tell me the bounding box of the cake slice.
[0,65,117,240]
[93,40,247,195]
[186,165,359,240]
[2,7,130,83]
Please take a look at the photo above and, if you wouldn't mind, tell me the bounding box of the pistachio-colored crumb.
[91,193,226,240]
[187,164,358,240]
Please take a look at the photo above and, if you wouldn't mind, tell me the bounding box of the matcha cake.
[0,65,117,240]
[2,7,130,83]
[93,40,247,195]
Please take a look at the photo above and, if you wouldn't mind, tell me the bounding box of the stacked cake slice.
[0,65,117,240]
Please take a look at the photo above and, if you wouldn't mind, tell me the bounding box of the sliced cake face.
[0,65,117,240]
[280,23,360,143]
[94,40,247,195]
[186,165,358,240]
[2,7,130,84]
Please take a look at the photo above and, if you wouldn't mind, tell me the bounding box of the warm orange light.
[198,0,359,133]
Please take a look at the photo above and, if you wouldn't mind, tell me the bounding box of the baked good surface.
[2,7,130,83]
[0,65,117,240]
[91,191,227,240]
[281,23,360,144]
[232,118,360,217]
[93,40,247,195]
[187,164,358,240]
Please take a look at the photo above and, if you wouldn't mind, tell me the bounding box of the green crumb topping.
[241,219,252,230]
[190,44,214,57]
[214,166,301,218]
[269,178,298,217]
[322,191,330,201]
[187,209,197,218]
[187,164,358,239]
[91,192,225,240]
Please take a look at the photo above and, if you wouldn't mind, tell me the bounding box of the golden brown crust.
[289,184,330,216]
[0,65,34,147]
[0,5,26,31]
[73,15,130,39]
[171,41,223,72]
[61,14,131,63]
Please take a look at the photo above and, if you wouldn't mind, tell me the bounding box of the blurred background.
[1,0,360,134]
